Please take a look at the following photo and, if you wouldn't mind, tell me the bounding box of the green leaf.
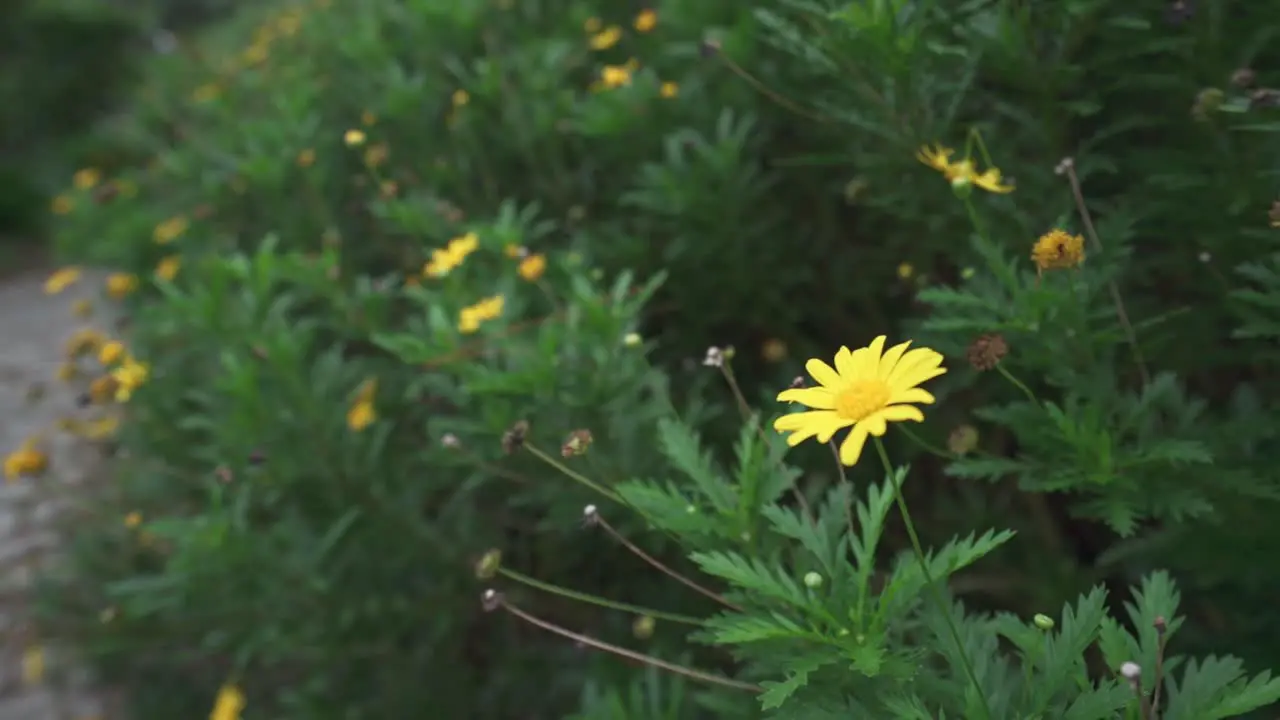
[656,418,738,512]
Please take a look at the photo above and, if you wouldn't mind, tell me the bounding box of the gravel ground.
[0,265,120,720]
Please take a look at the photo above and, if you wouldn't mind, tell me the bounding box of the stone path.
[0,264,117,720]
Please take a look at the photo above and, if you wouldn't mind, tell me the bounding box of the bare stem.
[497,568,704,626]
[485,592,761,693]
[712,49,832,124]
[1061,159,1151,386]
[596,516,743,612]
[525,443,621,503]
[1152,620,1169,718]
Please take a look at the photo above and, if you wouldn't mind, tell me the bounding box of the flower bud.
[1033,613,1055,631]
[803,571,823,589]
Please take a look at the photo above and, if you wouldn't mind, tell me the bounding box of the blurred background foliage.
[9,0,1280,716]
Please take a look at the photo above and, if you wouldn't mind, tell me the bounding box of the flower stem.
[995,362,1039,406]
[497,568,704,626]
[525,443,621,503]
[895,425,955,460]
[873,437,993,720]
[596,516,743,612]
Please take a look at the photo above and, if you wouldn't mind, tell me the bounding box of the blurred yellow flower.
[45,267,81,295]
[105,272,138,299]
[124,511,142,529]
[634,9,657,32]
[452,89,470,107]
[916,144,1014,194]
[364,143,389,168]
[192,83,220,103]
[3,439,47,482]
[73,168,101,190]
[211,684,246,720]
[504,243,526,258]
[518,254,546,281]
[111,357,149,402]
[153,215,189,244]
[89,375,119,404]
[590,25,622,50]
[55,362,77,382]
[762,338,788,363]
[347,379,377,431]
[21,645,42,685]
[584,17,602,32]
[344,129,366,146]
[775,336,945,466]
[1031,229,1086,274]
[659,81,679,98]
[600,65,632,89]
[897,262,914,280]
[423,232,479,278]
[65,328,105,358]
[297,148,316,167]
[458,295,505,334]
[156,255,181,281]
[50,194,74,215]
[98,340,126,365]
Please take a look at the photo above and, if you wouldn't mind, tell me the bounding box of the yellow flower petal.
[775,387,835,409]
[838,425,871,466]
[802,358,841,388]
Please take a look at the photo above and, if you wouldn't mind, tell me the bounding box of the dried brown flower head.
[502,420,529,454]
[967,333,1008,371]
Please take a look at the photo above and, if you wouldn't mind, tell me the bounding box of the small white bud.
[703,346,724,367]
[1120,661,1142,682]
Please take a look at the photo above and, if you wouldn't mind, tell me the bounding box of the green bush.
[30,0,1280,717]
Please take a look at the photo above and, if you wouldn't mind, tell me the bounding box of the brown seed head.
[502,420,529,454]
[1231,67,1257,89]
[561,429,593,458]
[967,333,1008,371]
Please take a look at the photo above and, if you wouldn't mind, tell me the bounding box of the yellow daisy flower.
[1031,229,1086,273]
[44,267,82,295]
[518,254,546,281]
[775,336,946,466]
[916,144,1014,194]
[347,378,377,431]
[589,25,622,50]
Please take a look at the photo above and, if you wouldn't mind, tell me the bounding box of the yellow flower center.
[834,380,890,422]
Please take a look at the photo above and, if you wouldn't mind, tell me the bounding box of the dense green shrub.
[28,0,1280,717]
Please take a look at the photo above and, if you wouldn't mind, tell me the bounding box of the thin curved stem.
[596,517,743,613]
[873,437,993,720]
[995,363,1039,407]
[525,443,621,503]
[498,568,703,626]
[895,425,955,460]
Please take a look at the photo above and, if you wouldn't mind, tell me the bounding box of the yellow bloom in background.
[297,148,316,167]
[111,357,149,402]
[73,168,101,190]
[156,255,182,281]
[775,336,946,466]
[634,9,657,32]
[659,81,679,98]
[361,110,377,126]
[211,684,246,720]
[518,254,546,281]
[50,194,74,215]
[896,262,914,280]
[105,273,139,299]
[423,232,480,278]
[916,143,1014,194]
[347,378,377,431]
[124,511,142,529]
[584,17,602,33]
[153,215,189,244]
[3,439,47,482]
[762,338,788,363]
[88,375,119,404]
[1031,229,1086,274]
[590,25,622,50]
[452,89,470,107]
[600,65,632,89]
[98,341,126,365]
[504,243,526,258]
[21,645,43,685]
[344,129,366,146]
[458,295,505,334]
[44,267,81,295]
[65,328,105,358]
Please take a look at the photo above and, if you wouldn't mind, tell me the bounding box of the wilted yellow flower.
[1031,229,1086,273]
[156,255,181,281]
[124,511,142,529]
[775,336,946,466]
[297,148,316,167]
[916,144,1014,194]
[347,378,377,432]
[659,81,679,98]
[153,215,189,244]
[518,254,546,281]
[73,168,101,190]
[458,295,505,334]
[111,357,149,402]
[50,194,74,215]
[3,440,47,482]
[634,9,657,32]
[45,267,82,295]
[98,340,126,365]
[590,25,622,50]
[211,684,246,720]
[65,328,105,358]
[105,273,138,299]
[344,129,366,147]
